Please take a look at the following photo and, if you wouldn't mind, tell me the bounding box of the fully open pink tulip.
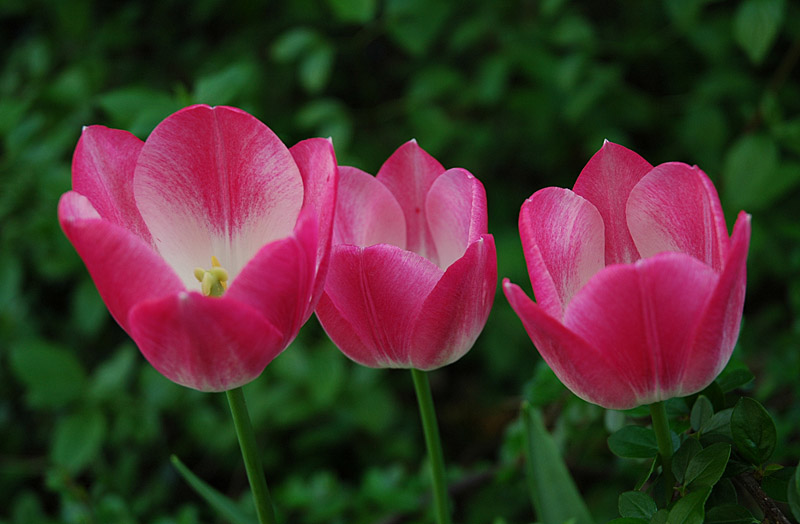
[316,141,496,370]
[58,105,338,392]
[504,141,750,410]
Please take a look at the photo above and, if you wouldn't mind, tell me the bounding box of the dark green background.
[1,0,798,522]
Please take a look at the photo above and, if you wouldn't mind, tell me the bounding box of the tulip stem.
[649,401,675,506]
[226,387,277,524]
[411,369,452,524]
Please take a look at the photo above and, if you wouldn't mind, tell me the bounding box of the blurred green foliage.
[1,0,799,522]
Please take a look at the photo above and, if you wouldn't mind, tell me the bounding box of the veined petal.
[627,162,729,271]
[58,191,184,333]
[681,212,751,393]
[503,280,639,409]
[573,141,652,265]
[128,291,284,392]
[426,168,488,269]
[133,104,304,289]
[226,208,318,346]
[72,125,151,243]
[563,253,719,406]
[520,187,605,318]
[333,166,406,249]
[376,140,444,261]
[317,244,443,368]
[410,235,496,370]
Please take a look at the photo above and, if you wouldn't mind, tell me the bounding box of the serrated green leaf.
[668,488,711,524]
[607,426,658,459]
[521,403,594,524]
[685,443,731,490]
[171,455,256,524]
[734,0,785,64]
[691,396,714,432]
[730,398,776,466]
[618,491,657,520]
[10,341,86,408]
[705,504,758,524]
[52,409,106,474]
[673,438,702,485]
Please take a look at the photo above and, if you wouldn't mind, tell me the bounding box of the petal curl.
[133,104,303,287]
[627,162,729,271]
[410,235,496,369]
[573,141,652,265]
[520,187,605,319]
[426,168,488,269]
[58,191,184,332]
[128,292,284,392]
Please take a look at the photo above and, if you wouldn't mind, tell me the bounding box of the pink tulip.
[316,141,497,370]
[503,141,751,410]
[58,105,338,392]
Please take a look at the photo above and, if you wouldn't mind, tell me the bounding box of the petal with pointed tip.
[573,141,652,265]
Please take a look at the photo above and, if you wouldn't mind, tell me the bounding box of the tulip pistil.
[194,256,229,297]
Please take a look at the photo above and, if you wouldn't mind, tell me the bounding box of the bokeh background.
[1,0,799,522]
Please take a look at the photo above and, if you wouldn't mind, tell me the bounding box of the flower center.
[193,256,229,297]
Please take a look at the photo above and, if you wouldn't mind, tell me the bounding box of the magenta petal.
[376,140,445,261]
[681,212,751,393]
[226,209,318,346]
[133,105,304,287]
[563,253,719,405]
[72,125,151,243]
[426,168,488,268]
[520,187,605,319]
[333,166,406,249]
[503,280,639,409]
[627,162,730,271]
[58,191,184,332]
[573,141,652,265]
[317,244,443,368]
[128,292,284,392]
[410,235,496,369]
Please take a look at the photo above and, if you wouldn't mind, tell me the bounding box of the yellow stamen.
[194,256,229,297]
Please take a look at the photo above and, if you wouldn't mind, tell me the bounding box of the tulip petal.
[226,209,318,347]
[563,253,719,406]
[71,125,151,243]
[681,212,751,393]
[410,235,496,369]
[133,105,304,288]
[520,187,605,319]
[573,141,652,265]
[426,168,488,269]
[503,280,639,409]
[627,163,730,271]
[317,244,443,368]
[289,137,339,312]
[58,191,184,332]
[333,166,406,249]
[376,140,444,261]
[128,291,284,392]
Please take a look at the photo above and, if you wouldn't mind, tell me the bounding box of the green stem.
[649,401,675,505]
[226,387,277,524]
[411,369,452,524]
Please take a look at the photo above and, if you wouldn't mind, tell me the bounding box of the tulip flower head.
[58,105,338,392]
[316,141,497,370]
[504,141,750,410]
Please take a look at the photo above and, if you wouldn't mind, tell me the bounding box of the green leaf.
[650,509,669,524]
[699,408,733,443]
[51,408,106,474]
[89,343,137,399]
[788,465,800,522]
[673,438,702,485]
[606,519,648,524]
[715,368,755,393]
[607,426,658,459]
[685,443,731,490]
[97,87,181,137]
[730,398,776,465]
[690,396,714,432]
[271,28,319,62]
[325,0,376,23]
[521,403,594,524]
[705,504,758,524]
[171,455,256,524]
[299,44,334,94]
[618,491,657,520]
[668,488,711,524]
[9,340,86,408]
[734,0,785,64]
[722,135,781,211]
[194,62,256,106]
